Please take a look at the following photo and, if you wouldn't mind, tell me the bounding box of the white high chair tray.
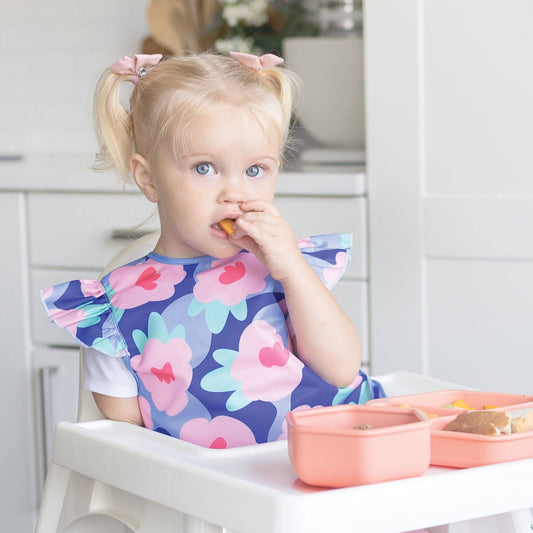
[51,372,533,533]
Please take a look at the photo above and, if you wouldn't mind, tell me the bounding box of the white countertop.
[0,154,366,196]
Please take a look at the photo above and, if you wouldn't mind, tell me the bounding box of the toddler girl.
[41,51,385,447]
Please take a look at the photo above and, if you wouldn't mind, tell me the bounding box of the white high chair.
[35,233,532,533]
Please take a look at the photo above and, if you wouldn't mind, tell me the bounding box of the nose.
[218,174,246,204]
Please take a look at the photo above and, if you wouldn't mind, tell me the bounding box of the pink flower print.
[80,279,105,298]
[180,416,257,448]
[130,337,192,416]
[297,237,315,249]
[41,286,53,301]
[48,307,86,337]
[232,320,304,402]
[323,251,348,289]
[138,395,153,430]
[193,253,269,306]
[109,259,186,309]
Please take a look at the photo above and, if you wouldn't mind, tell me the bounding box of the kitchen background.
[1,0,151,155]
[1,0,532,530]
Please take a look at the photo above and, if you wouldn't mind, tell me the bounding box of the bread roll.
[508,408,533,433]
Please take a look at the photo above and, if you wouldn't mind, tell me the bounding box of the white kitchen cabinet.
[365,0,533,391]
[28,192,159,270]
[0,193,37,532]
[0,164,369,527]
[33,347,80,486]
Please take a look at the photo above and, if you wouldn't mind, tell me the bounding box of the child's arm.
[231,200,361,388]
[93,393,144,426]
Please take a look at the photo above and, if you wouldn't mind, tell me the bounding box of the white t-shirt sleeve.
[82,346,138,398]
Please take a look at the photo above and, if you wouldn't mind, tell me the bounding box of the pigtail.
[93,70,135,183]
[259,66,300,147]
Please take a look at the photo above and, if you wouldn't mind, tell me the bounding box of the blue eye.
[195,163,215,175]
[246,165,264,178]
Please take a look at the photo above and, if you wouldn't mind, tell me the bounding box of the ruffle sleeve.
[40,279,130,358]
[298,233,352,289]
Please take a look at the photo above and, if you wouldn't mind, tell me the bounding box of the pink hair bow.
[110,54,163,83]
[230,52,284,70]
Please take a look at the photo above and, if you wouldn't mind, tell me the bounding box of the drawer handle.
[110,229,154,240]
[39,366,58,472]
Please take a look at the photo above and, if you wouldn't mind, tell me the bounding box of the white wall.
[0,0,151,155]
[365,0,533,393]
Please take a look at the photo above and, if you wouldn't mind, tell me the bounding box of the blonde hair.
[94,51,299,183]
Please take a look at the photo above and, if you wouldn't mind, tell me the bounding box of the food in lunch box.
[442,399,475,410]
[509,408,533,433]
[353,423,374,430]
[219,218,235,235]
[442,399,498,410]
[443,408,533,436]
[444,411,511,435]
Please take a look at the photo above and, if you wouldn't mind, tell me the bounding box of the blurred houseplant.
[211,0,318,55]
[144,0,317,56]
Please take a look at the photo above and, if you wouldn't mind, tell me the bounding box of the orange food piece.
[219,218,235,235]
[451,399,475,410]
[484,404,498,410]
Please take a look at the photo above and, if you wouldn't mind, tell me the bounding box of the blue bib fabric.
[41,234,385,447]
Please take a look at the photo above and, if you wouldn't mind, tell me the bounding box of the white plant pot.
[282,36,365,150]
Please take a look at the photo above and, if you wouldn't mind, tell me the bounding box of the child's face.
[149,103,281,259]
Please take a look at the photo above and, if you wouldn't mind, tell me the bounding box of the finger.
[239,199,280,216]
[233,213,279,239]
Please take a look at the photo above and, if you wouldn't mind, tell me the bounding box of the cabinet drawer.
[275,196,367,279]
[331,280,369,364]
[28,192,159,269]
[31,268,100,347]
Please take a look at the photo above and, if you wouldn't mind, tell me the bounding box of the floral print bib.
[41,234,385,447]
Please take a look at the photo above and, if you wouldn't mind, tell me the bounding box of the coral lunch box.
[429,401,533,468]
[286,404,431,488]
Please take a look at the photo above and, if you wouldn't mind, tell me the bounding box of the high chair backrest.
[76,231,160,423]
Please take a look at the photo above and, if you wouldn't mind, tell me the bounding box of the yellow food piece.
[484,404,498,410]
[451,399,475,410]
[219,218,235,235]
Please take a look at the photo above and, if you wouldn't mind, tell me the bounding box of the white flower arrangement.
[211,0,317,55]
[222,0,269,28]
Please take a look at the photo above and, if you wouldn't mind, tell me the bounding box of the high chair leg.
[35,463,72,533]
[510,508,533,532]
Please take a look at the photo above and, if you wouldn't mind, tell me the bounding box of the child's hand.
[230,199,305,282]
[231,199,362,387]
